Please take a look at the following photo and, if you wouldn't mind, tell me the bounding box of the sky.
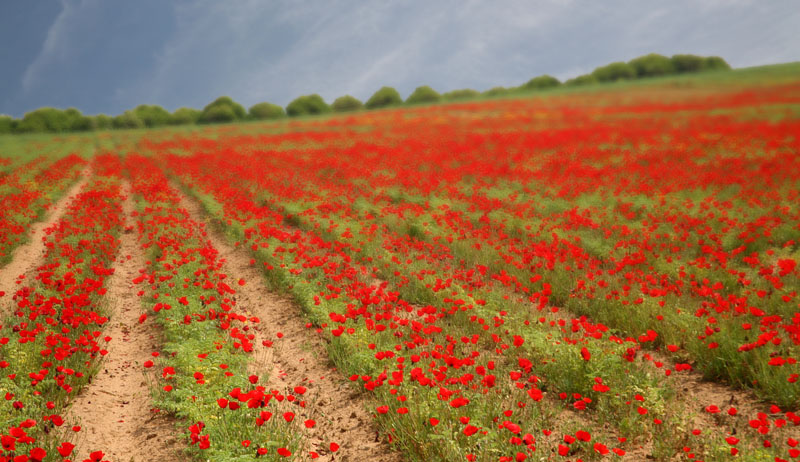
[1,0,798,118]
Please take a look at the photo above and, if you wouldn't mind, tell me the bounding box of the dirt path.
[537,300,795,453]
[65,181,182,462]
[0,167,91,317]
[176,186,402,462]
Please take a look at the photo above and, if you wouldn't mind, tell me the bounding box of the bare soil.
[540,302,795,456]
[176,186,402,462]
[64,182,182,462]
[0,168,91,317]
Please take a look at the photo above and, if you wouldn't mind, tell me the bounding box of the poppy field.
[1,66,800,461]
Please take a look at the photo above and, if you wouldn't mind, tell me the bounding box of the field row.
[1,77,799,461]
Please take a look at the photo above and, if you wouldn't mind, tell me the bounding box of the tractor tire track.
[176,186,402,462]
[64,181,182,462]
[0,167,92,317]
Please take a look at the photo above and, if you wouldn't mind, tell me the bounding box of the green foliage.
[286,94,331,117]
[15,109,52,133]
[331,95,364,112]
[521,74,560,91]
[198,96,246,124]
[564,74,597,86]
[248,102,285,120]
[482,86,511,97]
[132,104,172,128]
[90,114,114,130]
[64,108,91,131]
[704,56,731,71]
[15,107,90,133]
[365,86,403,109]
[671,54,707,73]
[591,61,637,82]
[201,106,238,123]
[0,115,14,134]
[0,52,737,136]
[405,85,441,105]
[169,107,201,125]
[628,53,675,77]
[442,88,480,101]
[112,110,145,129]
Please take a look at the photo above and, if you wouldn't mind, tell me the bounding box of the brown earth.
[64,181,182,462]
[538,301,794,457]
[0,167,91,317]
[175,186,403,462]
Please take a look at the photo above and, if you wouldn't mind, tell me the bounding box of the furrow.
[176,185,402,462]
[64,181,181,462]
[0,166,92,316]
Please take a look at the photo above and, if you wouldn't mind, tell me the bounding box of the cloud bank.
[4,0,798,116]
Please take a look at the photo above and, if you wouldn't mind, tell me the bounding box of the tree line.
[0,53,729,134]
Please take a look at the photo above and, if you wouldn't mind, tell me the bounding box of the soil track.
[65,181,181,462]
[176,186,402,462]
[0,167,91,317]
[540,302,796,453]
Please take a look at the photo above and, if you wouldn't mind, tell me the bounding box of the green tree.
[133,104,172,127]
[628,53,675,77]
[90,114,114,130]
[564,74,597,86]
[112,111,145,129]
[0,115,13,134]
[405,86,441,105]
[591,61,636,82]
[331,95,363,112]
[170,107,201,125]
[63,108,91,131]
[521,75,560,91]
[16,107,75,133]
[703,56,731,71]
[198,96,246,124]
[670,54,707,73]
[442,88,480,101]
[365,86,403,109]
[482,86,511,97]
[286,94,331,117]
[249,102,285,120]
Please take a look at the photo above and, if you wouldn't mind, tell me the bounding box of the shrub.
[198,96,246,124]
[64,108,91,131]
[331,95,363,112]
[671,54,706,73]
[16,108,55,133]
[170,107,201,125]
[15,107,89,133]
[521,75,560,91]
[199,105,238,123]
[591,62,636,82]
[564,74,597,86]
[133,104,172,127]
[704,56,731,71]
[405,86,441,105]
[286,94,331,117]
[628,53,675,77]
[482,86,511,97]
[365,86,403,109]
[112,111,145,129]
[0,115,12,134]
[249,102,285,120]
[442,88,480,101]
[90,114,114,130]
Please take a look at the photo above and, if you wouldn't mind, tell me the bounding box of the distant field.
[0,62,799,462]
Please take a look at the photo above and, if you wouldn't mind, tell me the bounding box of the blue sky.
[1,0,798,117]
